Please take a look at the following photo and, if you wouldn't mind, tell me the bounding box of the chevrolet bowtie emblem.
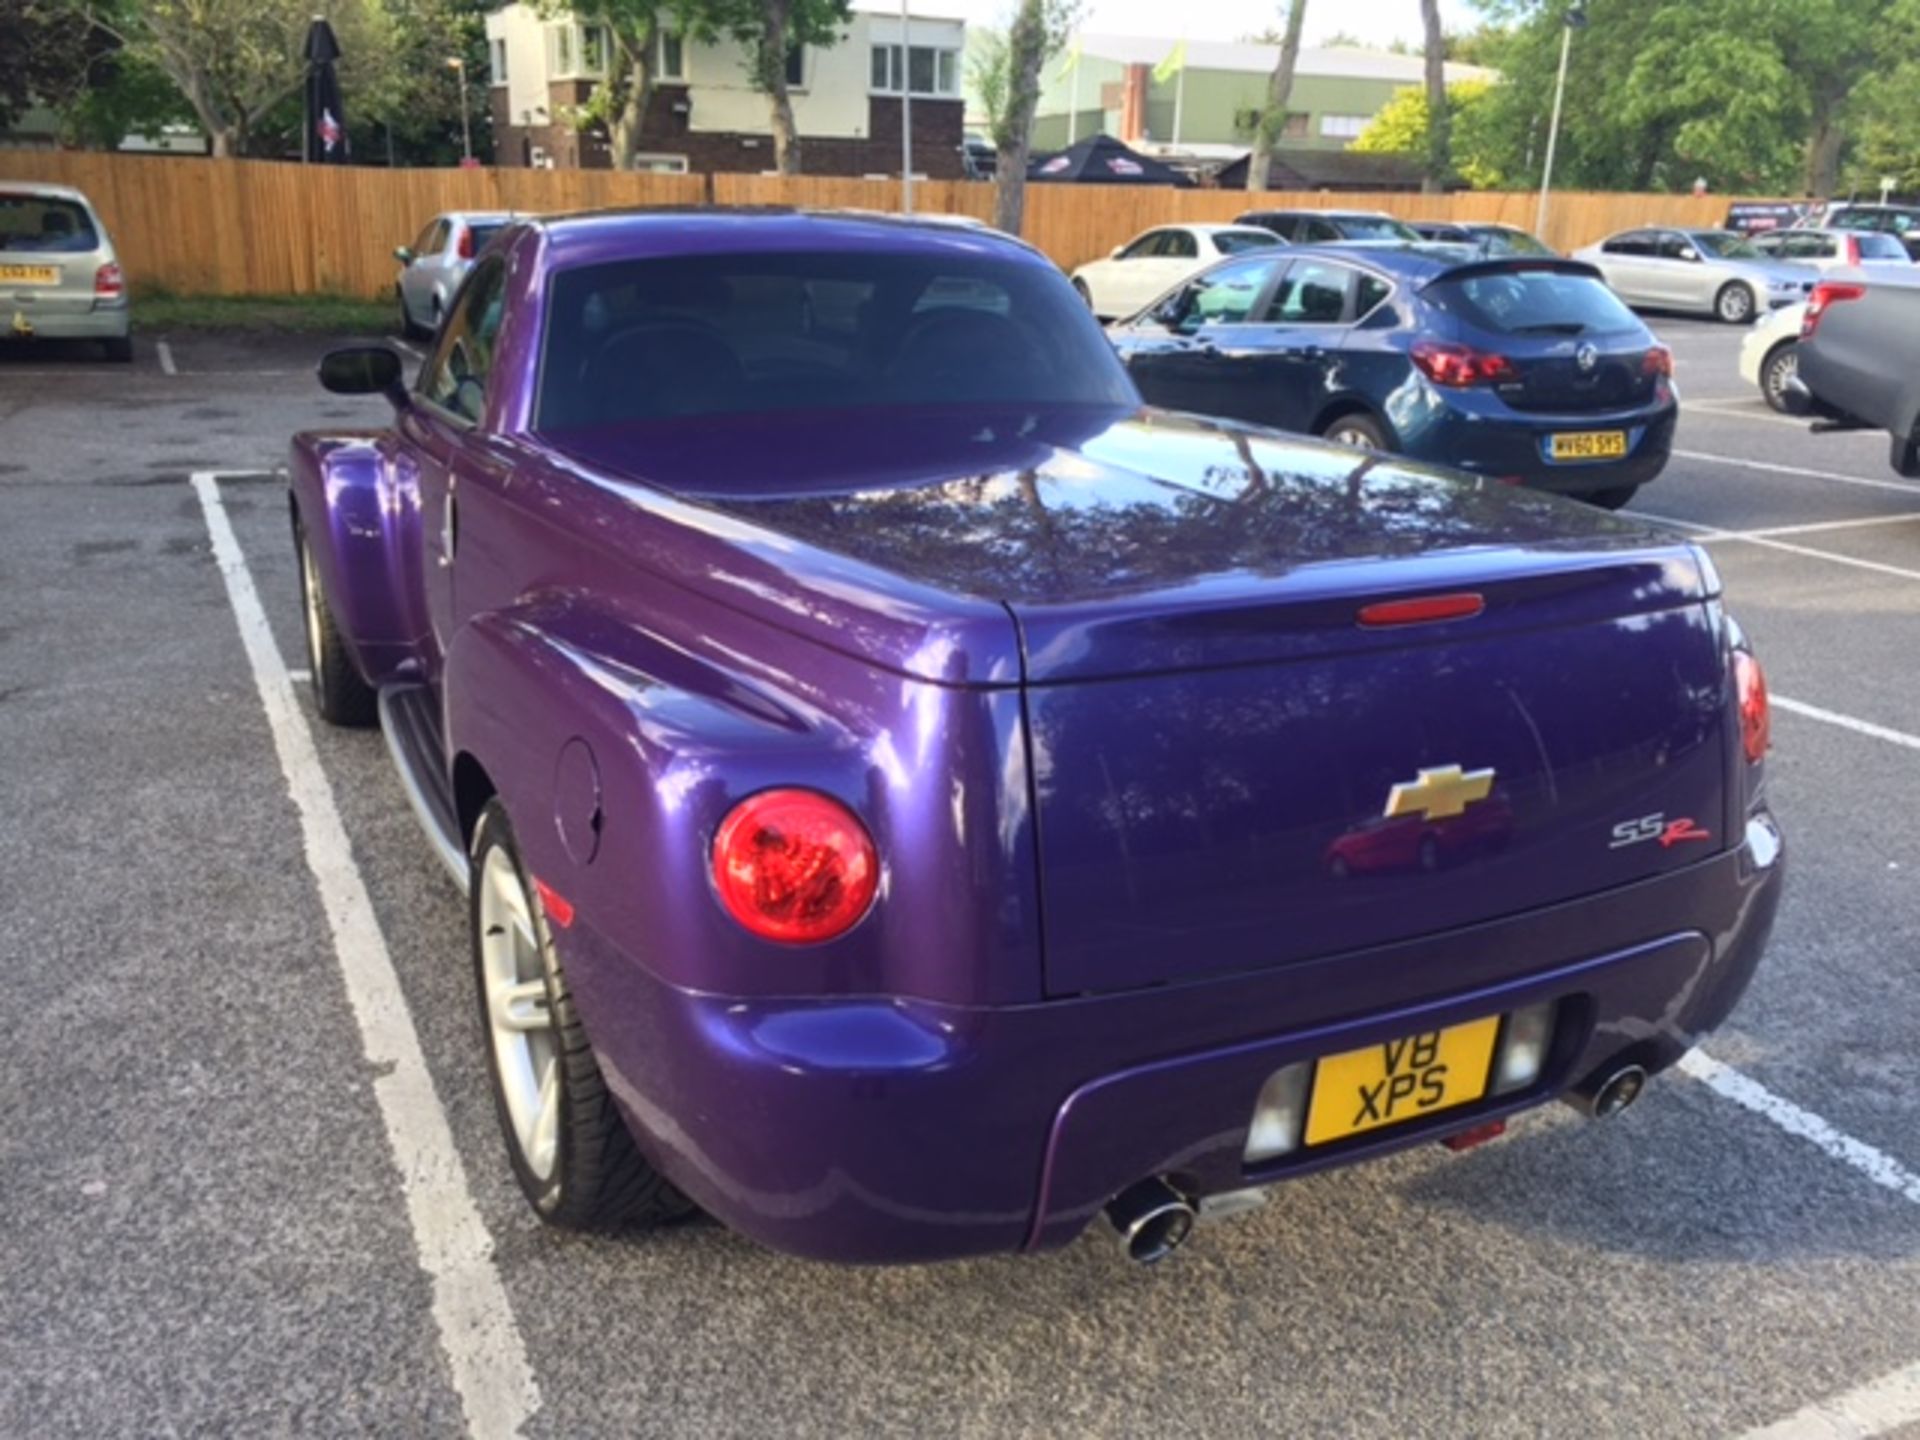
[1383,765,1496,821]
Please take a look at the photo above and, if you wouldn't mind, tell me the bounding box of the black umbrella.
[303,17,348,164]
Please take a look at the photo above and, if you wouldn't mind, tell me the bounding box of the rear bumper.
[1404,394,1677,497]
[3,300,129,341]
[564,810,1782,1265]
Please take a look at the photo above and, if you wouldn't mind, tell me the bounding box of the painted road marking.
[1740,1361,1920,1440]
[193,472,539,1440]
[1675,449,1920,497]
[1684,401,1834,430]
[156,340,177,376]
[1628,509,1920,583]
[1772,694,1920,754]
[1633,512,1920,544]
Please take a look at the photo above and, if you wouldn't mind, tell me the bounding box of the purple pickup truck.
[291,210,1782,1265]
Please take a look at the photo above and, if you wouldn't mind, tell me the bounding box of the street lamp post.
[446,56,473,164]
[899,0,914,214]
[1534,3,1586,242]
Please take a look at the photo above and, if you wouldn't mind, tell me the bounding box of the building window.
[580,24,609,75]
[632,153,690,173]
[489,37,507,83]
[657,31,685,80]
[1319,114,1370,139]
[868,44,961,96]
[548,24,573,76]
[786,43,805,88]
[1281,111,1310,139]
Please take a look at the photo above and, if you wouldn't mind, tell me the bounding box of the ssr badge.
[1610,812,1713,850]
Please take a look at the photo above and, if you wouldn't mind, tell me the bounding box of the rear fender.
[288,430,427,686]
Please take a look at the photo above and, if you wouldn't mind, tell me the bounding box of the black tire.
[102,335,133,363]
[1760,341,1798,413]
[396,288,425,341]
[470,800,695,1231]
[1714,282,1756,324]
[1587,484,1640,511]
[1321,412,1391,452]
[296,524,378,728]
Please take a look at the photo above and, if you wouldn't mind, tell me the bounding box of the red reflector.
[1734,649,1770,763]
[533,878,575,929]
[1442,1119,1507,1152]
[1803,281,1864,338]
[1358,593,1485,627]
[94,262,124,298]
[712,789,878,945]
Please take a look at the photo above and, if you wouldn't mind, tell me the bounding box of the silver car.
[1751,226,1911,271]
[1574,227,1815,323]
[394,211,512,338]
[1,182,130,361]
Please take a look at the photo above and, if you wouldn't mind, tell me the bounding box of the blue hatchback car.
[1107,243,1677,508]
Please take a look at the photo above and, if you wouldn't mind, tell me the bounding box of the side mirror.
[393,245,415,264]
[1111,245,1126,259]
[1677,246,1700,262]
[319,345,408,407]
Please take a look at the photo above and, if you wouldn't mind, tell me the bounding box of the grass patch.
[134,289,392,335]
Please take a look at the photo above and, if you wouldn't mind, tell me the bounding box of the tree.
[1247,0,1306,191]
[543,0,675,169]
[1418,0,1448,192]
[986,0,1075,234]
[1,0,113,128]
[695,0,850,174]
[1353,79,1503,187]
[966,26,1010,137]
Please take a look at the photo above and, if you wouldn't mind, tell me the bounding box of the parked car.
[393,211,512,338]
[1410,221,1557,257]
[0,182,130,361]
[960,134,997,180]
[1822,203,1920,261]
[1750,227,1909,270]
[1573,227,1815,322]
[1783,266,1920,474]
[1738,301,1807,413]
[294,209,1780,1266]
[1236,208,1422,244]
[1109,245,1676,509]
[1069,223,1280,319]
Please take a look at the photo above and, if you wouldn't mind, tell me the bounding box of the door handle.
[438,490,456,567]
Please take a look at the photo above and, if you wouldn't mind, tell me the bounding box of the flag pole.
[900,0,913,213]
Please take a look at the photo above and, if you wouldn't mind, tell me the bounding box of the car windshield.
[1426,268,1642,337]
[1213,230,1280,254]
[1691,232,1762,260]
[1478,228,1554,257]
[537,250,1137,433]
[0,194,99,253]
[1336,216,1421,241]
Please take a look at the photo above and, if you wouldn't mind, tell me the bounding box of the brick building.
[485,2,966,178]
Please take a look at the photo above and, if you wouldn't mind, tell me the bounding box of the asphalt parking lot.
[4,316,1918,1440]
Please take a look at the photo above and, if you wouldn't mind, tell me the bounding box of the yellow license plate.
[0,264,60,285]
[1549,430,1628,461]
[1304,1015,1502,1146]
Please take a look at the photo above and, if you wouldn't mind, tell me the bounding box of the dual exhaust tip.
[1104,1061,1650,1265]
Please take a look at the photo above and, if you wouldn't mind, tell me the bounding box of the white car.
[1070,224,1281,321]
[1738,301,1807,412]
[1750,227,1910,271]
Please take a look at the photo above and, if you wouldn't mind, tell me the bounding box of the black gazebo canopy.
[1028,133,1192,187]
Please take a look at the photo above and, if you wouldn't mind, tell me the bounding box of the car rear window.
[1479,228,1554,257]
[0,194,100,253]
[537,250,1136,432]
[1214,230,1280,254]
[1333,216,1420,242]
[468,223,504,253]
[1855,231,1908,259]
[1426,268,1642,336]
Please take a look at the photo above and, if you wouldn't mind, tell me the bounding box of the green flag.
[1153,40,1187,85]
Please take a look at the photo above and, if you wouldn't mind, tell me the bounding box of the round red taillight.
[1734,649,1770,763]
[711,789,878,944]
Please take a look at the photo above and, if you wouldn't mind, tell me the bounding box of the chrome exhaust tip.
[1568,1063,1649,1119]
[1105,1178,1197,1264]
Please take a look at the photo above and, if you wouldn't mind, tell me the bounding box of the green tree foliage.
[1,0,107,126]
[986,0,1077,233]
[1353,78,1504,187]
[541,0,685,169]
[697,0,852,174]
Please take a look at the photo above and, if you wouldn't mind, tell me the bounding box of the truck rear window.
[1426,269,1641,336]
[0,194,99,253]
[537,250,1136,431]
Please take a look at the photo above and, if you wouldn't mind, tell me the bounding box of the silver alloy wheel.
[1764,346,1798,406]
[478,845,559,1182]
[1328,424,1376,450]
[300,537,326,679]
[1718,285,1754,323]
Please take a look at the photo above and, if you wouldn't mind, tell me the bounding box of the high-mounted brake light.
[1734,649,1770,763]
[1359,593,1485,627]
[1802,281,1864,338]
[1411,339,1517,387]
[1641,345,1673,378]
[94,262,124,298]
[711,789,878,944]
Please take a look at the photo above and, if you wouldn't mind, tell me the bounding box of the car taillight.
[94,262,124,298]
[1734,649,1770,763]
[1641,345,1673,378]
[1802,281,1864,338]
[711,789,878,944]
[1411,339,1516,387]
[457,226,474,259]
[1844,233,1861,265]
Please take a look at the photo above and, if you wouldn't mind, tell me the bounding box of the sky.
[920,0,1480,49]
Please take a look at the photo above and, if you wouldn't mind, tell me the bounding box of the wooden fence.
[4,151,1764,299]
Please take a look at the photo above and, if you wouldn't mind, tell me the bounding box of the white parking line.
[1633,512,1920,544]
[192,472,539,1440]
[1740,1361,1920,1440]
[1630,510,1920,583]
[1674,449,1920,497]
[1772,694,1920,753]
[156,340,177,376]
[1684,401,1824,430]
